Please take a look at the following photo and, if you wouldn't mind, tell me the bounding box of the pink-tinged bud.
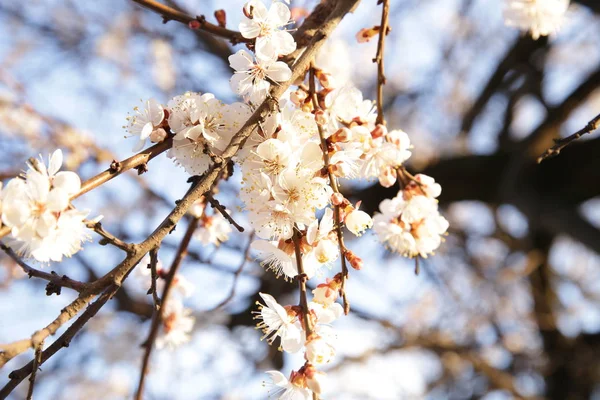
[378,166,397,188]
[345,250,363,270]
[331,192,345,206]
[304,365,327,394]
[188,20,201,30]
[214,10,227,27]
[312,283,339,305]
[331,162,351,178]
[314,109,327,126]
[315,69,331,89]
[290,90,308,106]
[356,26,380,43]
[371,124,387,139]
[330,127,352,143]
[149,128,167,143]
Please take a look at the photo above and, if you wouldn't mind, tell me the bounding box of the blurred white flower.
[504,0,570,40]
[156,298,195,350]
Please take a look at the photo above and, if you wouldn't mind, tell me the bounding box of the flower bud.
[330,127,352,143]
[331,192,345,206]
[214,9,227,27]
[290,89,308,107]
[345,250,364,270]
[312,281,339,305]
[345,209,373,236]
[149,128,167,143]
[356,26,380,43]
[378,166,397,188]
[371,124,387,139]
[314,109,327,126]
[188,20,201,30]
[315,69,331,89]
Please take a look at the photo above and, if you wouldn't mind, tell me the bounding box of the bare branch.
[135,216,199,400]
[0,243,89,293]
[537,112,600,163]
[205,194,245,232]
[374,0,390,126]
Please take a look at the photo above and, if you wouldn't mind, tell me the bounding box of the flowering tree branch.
[374,0,390,126]
[135,216,199,400]
[537,112,600,163]
[0,0,361,396]
[130,0,248,44]
[308,65,351,315]
[85,220,134,253]
[205,193,245,232]
[209,231,255,311]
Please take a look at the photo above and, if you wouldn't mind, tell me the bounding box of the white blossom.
[254,292,303,353]
[229,49,292,103]
[504,0,570,40]
[125,98,165,151]
[195,213,233,246]
[264,371,312,400]
[239,0,296,60]
[156,298,195,349]
[1,150,89,262]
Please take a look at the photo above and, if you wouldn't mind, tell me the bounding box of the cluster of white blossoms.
[503,0,570,40]
[120,0,448,394]
[0,150,90,262]
[373,174,449,258]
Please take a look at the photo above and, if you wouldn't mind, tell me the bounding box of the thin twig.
[26,340,43,400]
[0,243,89,293]
[130,0,247,43]
[537,112,600,163]
[135,217,199,400]
[292,229,314,337]
[209,232,255,311]
[205,194,245,232]
[374,0,390,126]
[85,220,134,252]
[148,247,161,310]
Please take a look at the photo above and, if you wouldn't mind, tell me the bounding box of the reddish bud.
[188,20,201,30]
[314,109,327,126]
[331,192,345,206]
[371,124,387,139]
[291,89,308,107]
[345,250,363,270]
[214,10,227,27]
[330,127,352,143]
[356,26,380,43]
